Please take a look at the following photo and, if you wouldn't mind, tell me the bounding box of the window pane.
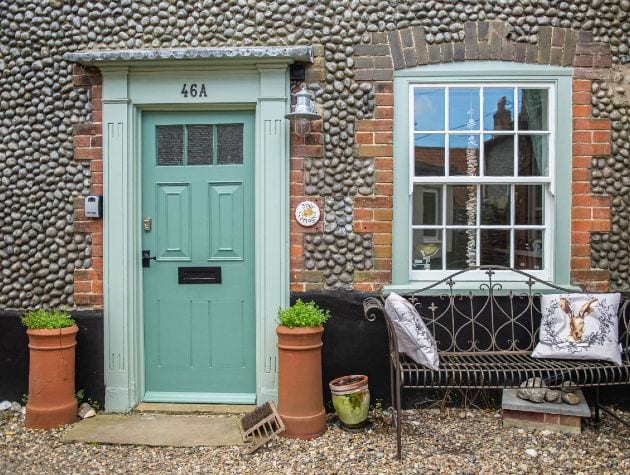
[449,87,480,131]
[412,230,442,270]
[515,230,544,270]
[518,134,548,176]
[156,126,184,166]
[414,134,445,176]
[217,124,244,165]
[480,185,510,225]
[447,185,476,226]
[412,185,441,226]
[187,125,213,165]
[447,229,475,269]
[484,133,514,176]
[449,134,479,176]
[414,88,445,131]
[515,185,544,225]
[480,229,510,266]
[484,88,514,131]
[518,88,548,131]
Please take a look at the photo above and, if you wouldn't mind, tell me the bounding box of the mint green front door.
[142,110,255,403]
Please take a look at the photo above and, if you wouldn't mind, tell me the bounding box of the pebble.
[0,400,11,411]
[1,407,629,473]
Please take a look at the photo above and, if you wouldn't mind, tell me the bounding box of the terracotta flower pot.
[25,325,79,429]
[329,375,370,429]
[276,325,327,439]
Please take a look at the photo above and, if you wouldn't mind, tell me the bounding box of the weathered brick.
[514,42,527,62]
[356,120,393,132]
[400,28,414,48]
[562,29,577,67]
[354,57,375,69]
[428,43,441,63]
[354,44,390,56]
[501,37,514,61]
[412,26,429,65]
[549,46,563,66]
[375,107,393,120]
[551,27,565,47]
[403,47,416,68]
[454,41,466,61]
[74,147,102,160]
[526,43,538,63]
[354,196,393,208]
[464,22,479,59]
[355,145,392,157]
[388,30,406,70]
[441,42,453,62]
[537,26,552,64]
[478,22,489,41]
[355,69,393,81]
[477,41,489,60]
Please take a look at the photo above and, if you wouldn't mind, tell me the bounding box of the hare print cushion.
[532,293,622,365]
[384,292,439,370]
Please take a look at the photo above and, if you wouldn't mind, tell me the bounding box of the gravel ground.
[1,407,628,474]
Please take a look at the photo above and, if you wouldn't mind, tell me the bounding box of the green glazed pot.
[329,375,370,428]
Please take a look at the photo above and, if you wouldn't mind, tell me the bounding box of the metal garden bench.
[363,266,630,460]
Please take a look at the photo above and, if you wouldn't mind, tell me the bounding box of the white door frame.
[69,49,310,412]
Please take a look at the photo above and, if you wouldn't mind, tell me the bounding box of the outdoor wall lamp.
[285,84,320,137]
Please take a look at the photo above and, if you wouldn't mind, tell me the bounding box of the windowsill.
[384,281,582,296]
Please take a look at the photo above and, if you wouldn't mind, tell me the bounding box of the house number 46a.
[180,83,207,98]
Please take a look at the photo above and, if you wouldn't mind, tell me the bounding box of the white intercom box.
[84,195,103,218]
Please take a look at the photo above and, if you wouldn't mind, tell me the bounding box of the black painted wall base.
[0,310,104,407]
[2,293,626,412]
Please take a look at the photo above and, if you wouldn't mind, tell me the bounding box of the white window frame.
[409,82,555,281]
[390,62,574,288]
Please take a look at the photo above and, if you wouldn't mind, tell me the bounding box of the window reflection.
[414,88,445,131]
[484,88,514,131]
[414,134,445,176]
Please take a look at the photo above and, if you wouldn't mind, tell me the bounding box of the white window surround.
[389,62,574,290]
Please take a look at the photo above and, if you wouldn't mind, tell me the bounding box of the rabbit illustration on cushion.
[559,297,598,343]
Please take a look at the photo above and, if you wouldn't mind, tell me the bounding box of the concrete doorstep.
[61,414,244,447]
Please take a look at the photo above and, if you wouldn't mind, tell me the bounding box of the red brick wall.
[570,78,611,291]
[71,65,104,308]
[353,82,394,291]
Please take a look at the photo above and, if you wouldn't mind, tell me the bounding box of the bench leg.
[394,365,402,460]
[593,387,601,423]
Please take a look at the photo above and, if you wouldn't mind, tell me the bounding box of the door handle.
[142,250,157,268]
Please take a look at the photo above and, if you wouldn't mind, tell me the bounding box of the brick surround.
[293,22,614,291]
[71,65,104,308]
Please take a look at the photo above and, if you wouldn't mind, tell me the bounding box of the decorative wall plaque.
[295,201,320,227]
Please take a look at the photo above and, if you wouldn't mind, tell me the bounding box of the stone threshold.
[134,402,256,415]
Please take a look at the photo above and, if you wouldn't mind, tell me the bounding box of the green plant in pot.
[21,309,79,429]
[276,299,330,439]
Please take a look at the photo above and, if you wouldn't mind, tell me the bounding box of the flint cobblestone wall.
[1,1,629,307]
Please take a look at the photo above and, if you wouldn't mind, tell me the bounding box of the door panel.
[142,110,255,402]
[209,182,244,260]
[156,183,191,260]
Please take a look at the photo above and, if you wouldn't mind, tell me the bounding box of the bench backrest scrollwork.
[364,266,630,357]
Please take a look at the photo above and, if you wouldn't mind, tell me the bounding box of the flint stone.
[561,392,580,405]
[78,402,96,419]
[544,389,561,403]
[0,400,11,411]
[517,387,546,403]
[561,381,578,393]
